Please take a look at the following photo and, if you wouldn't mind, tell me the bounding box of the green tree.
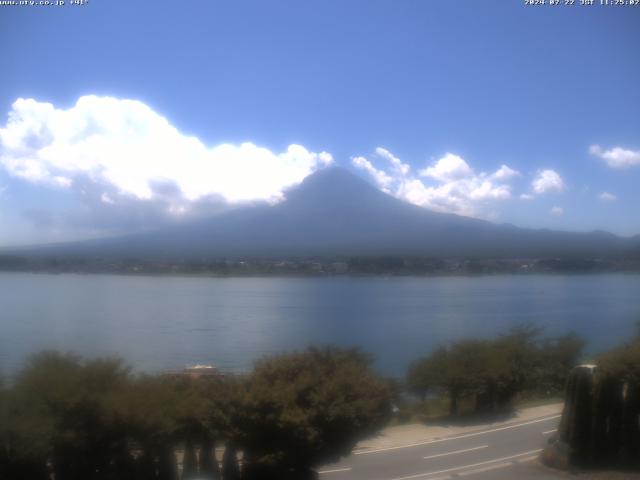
[233,347,391,479]
[597,336,640,383]
[408,341,495,415]
[408,326,582,415]
[115,375,184,480]
[535,332,585,396]
[407,346,446,402]
[8,351,133,480]
[490,325,542,407]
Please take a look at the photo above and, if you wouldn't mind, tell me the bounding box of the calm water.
[1,273,639,377]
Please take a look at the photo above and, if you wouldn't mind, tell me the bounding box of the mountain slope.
[15,168,640,259]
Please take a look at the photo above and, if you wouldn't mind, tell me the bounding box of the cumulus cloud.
[599,191,617,202]
[419,153,474,182]
[352,149,517,218]
[520,193,534,201]
[375,147,410,176]
[532,169,565,194]
[0,96,333,230]
[590,145,640,169]
[491,165,521,181]
[351,156,393,192]
[550,206,564,216]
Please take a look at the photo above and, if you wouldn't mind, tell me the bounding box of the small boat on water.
[166,364,224,379]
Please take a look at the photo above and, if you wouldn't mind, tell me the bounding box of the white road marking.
[423,445,488,460]
[318,467,353,474]
[355,415,561,455]
[388,449,542,480]
[542,429,557,435]
[318,466,353,475]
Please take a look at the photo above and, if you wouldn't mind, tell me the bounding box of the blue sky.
[0,0,639,246]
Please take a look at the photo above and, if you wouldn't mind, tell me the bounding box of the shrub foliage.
[0,347,390,480]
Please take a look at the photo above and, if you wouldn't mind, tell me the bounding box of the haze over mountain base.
[2,168,639,270]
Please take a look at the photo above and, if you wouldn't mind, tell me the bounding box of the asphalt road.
[317,413,561,480]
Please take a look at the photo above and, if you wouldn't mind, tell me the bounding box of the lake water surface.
[1,273,639,377]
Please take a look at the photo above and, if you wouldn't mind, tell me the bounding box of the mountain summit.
[16,167,640,259]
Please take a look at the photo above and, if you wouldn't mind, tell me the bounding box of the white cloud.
[491,164,520,181]
[352,149,517,218]
[590,145,640,169]
[375,147,411,176]
[532,169,565,194]
[520,193,534,201]
[550,206,564,216]
[419,153,474,182]
[599,191,617,202]
[351,156,393,191]
[100,192,115,204]
[0,96,333,212]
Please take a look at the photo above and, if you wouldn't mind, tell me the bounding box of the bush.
[1,347,392,479]
[233,347,392,478]
[407,327,584,416]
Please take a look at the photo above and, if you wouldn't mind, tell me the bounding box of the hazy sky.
[1,0,639,246]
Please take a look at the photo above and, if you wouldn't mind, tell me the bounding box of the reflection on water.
[1,273,639,377]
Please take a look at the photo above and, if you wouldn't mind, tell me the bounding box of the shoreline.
[2,269,640,280]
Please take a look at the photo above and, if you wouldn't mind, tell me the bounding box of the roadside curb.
[353,403,563,455]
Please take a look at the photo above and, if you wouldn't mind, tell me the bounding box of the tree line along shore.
[2,255,640,276]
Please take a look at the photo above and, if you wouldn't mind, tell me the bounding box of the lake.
[1,273,639,378]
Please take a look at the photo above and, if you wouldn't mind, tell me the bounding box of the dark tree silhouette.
[233,347,391,479]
